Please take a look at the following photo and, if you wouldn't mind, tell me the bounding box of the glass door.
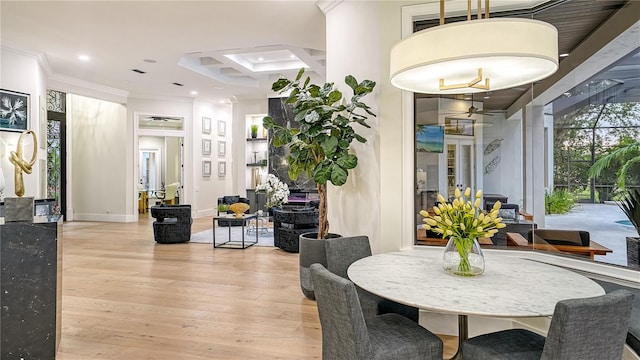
[445,138,475,199]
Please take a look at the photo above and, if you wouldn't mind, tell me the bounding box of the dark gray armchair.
[462,290,634,360]
[150,204,192,244]
[310,263,443,360]
[273,208,318,252]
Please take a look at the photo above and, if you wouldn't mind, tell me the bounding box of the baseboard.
[73,213,134,222]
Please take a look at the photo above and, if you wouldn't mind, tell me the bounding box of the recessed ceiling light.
[143,59,157,63]
[258,57,264,62]
[191,91,198,95]
[290,54,297,59]
[78,55,90,61]
[219,100,226,104]
[559,53,570,57]
[483,96,490,99]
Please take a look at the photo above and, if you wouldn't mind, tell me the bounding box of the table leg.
[447,314,468,360]
[212,218,216,248]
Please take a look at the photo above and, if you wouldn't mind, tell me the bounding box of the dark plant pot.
[627,236,639,270]
[299,232,341,300]
[251,132,257,138]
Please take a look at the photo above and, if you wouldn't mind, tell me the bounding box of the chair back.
[310,263,373,360]
[325,236,371,279]
[486,203,520,221]
[164,182,179,201]
[541,290,634,360]
[528,229,590,246]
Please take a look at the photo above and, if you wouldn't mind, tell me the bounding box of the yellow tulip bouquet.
[420,187,506,275]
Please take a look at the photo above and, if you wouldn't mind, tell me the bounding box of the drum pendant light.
[390,0,559,94]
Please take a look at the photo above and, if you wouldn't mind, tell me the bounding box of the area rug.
[190,226,274,247]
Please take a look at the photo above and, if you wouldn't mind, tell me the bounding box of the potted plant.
[263,68,376,239]
[263,68,376,299]
[588,139,639,269]
[217,203,229,215]
[618,189,639,269]
[250,124,259,139]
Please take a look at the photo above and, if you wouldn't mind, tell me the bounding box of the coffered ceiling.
[0,1,326,103]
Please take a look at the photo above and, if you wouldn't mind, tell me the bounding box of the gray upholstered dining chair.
[310,263,443,360]
[324,236,419,323]
[462,290,634,360]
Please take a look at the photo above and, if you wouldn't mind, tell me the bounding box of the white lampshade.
[390,18,559,94]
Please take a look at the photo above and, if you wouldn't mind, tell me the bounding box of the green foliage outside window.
[545,189,577,215]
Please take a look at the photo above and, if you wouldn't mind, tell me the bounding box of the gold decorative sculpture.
[9,130,37,197]
[229,202,250,218]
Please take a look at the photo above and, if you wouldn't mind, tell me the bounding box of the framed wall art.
[416,125,444,153]
[202,116,211,134]
[202,139,211,155]
[218,120,226,136]
[202,160,212,177]
[0,89,30,132]
[445,117,475,136]
[218,161,226,177]
[218,140,226,157]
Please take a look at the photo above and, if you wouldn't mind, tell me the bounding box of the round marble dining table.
[347,250,605,359]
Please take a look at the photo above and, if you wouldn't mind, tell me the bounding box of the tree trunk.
[317,183,329,239]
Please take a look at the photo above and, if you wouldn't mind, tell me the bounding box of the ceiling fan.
[442,94,502,118]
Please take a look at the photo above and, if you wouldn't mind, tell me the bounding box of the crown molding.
[316,0,343,15]
[1,42,51,75]
[48,74,129,105]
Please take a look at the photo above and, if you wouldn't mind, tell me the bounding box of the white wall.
[232,98,268,197]
[193,100,233,217]
[0,47,47,201]
[326,1,388,252]
[69,94,127,221]
[482,113,524,207]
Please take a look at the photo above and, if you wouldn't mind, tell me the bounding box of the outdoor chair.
[462,290,634,360]
[310,263,443,360]
[324,235,419,323]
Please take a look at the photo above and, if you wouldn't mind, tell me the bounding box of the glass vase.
[442,237,485,276]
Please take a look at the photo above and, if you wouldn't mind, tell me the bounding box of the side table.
[247,214,269,236]
[213,213,258,249]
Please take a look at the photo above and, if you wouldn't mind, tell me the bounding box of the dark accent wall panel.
[267,97,316,191]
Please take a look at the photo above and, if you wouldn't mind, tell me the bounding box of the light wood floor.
[56,216,457,359]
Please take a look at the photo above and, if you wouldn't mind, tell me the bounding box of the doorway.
[46,109,66,218]
[136,113,185,216]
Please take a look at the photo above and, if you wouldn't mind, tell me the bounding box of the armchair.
[273,208,319,252]
[150,204,192,244]
[217,195,250,226]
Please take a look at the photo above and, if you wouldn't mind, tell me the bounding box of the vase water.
[442,237,485,276]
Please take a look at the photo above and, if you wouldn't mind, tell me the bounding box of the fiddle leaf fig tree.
[263,68,376,239]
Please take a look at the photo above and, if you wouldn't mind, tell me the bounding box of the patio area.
[544,203,637,267]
